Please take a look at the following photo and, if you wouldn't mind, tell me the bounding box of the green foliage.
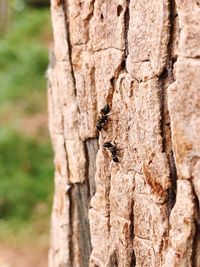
[0,129,53,221]
[0,6,53,245]
[0,7,50,110]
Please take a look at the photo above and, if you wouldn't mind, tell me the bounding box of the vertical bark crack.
[130,200,136,267]
[124,0,130,63]
[168,151,177,212]
[61,0,78,97]
[191,183,200,267]
[158,68,168,154]
[166,0,178,215]
[192,220,200,267]
[84,138,98,199]
[76,183,92,267]
[62,116,74,266]
[131,250,136,267]
[68,185,75,267]
[107,0,131,104]
[158,0,178,216]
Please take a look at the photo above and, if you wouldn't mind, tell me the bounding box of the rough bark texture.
[48,0,200,266]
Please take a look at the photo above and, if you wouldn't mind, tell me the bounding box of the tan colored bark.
[48,0,200,266]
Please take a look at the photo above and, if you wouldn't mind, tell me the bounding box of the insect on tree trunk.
[48,0,200,266]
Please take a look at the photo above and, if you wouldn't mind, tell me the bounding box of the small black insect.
[103,141,119,162]
[98,115,108,124]
[109,146,117,156]
[112,155,119,162]
[100,104,110,115]
[103,141,113,148]
[96,123,103,131]
[96,115,108,131]
[96,104,110,131]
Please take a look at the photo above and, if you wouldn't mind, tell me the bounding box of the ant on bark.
[96,104,110,131]
[103,141,119,163]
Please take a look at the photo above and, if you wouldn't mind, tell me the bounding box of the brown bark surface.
[48,0,200,266]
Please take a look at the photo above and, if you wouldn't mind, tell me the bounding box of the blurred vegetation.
[0,1,53,246]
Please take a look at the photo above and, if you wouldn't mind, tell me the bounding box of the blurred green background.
[0,0,53,265]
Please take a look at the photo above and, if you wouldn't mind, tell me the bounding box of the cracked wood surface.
[48,0,200,266]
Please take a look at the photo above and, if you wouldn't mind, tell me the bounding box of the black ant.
[103,141,117,155]
[103,141,119,163]
[96,104,110,131]
[111,154,119,163]
[103,141,113,148]
[100,104,110,115]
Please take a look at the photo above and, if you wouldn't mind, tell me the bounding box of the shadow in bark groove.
[191,182,200,267]
[61,0,78,98]
[131,249,136,267]
[68,138,98,266]
[168,151,177,212]
[157,0,178,217]
[124,0,130,62]
[84,138,98,199]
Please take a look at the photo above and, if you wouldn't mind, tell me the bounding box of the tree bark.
[48,0,200,266]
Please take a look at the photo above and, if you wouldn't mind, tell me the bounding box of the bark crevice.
[124,0,130,64]
[165,0,178,215]
[61,0,78,98]
[68,185,75,267]
[62,119,74,266]
[168,151,177,212]
[191,181,200,267]
[84,138,98,199]
[158,0,178,216]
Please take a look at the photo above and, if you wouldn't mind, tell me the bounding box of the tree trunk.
[48,0,200,266]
